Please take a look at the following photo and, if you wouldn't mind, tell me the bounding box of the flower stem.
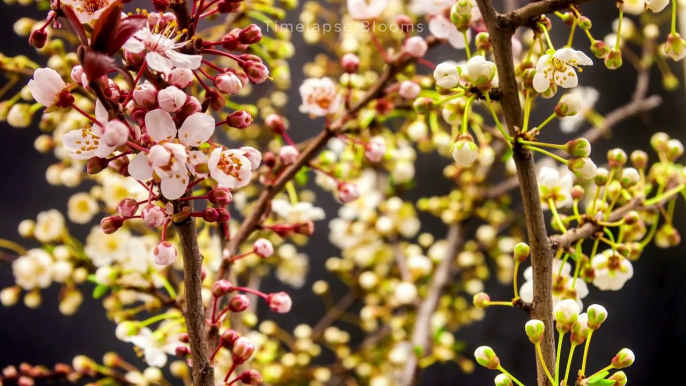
[286,181,299,205]
[496,366,525,386]
[484,93,514,142]
[644,183,685,206]
[555,332,565,385]
[549,199,567,233]
[588,364,614,379]
[513,261,520,299]
[672,0,678,34]
[539,23,555,50]
[523,145,569,164]
[463,30,472,59]
[563,343,577,386]
[535,343,556,385]
[614,6,624,50]
[580,330,593,375]
[535,112,558,132]
[462,95,477,134]
[522,92,532,132]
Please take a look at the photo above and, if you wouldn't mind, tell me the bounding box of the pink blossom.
[132,82,158,108]
[157,86,187,112]
[153,241,177,266]
[253,238,274,258]
[404,36,428,58]
[399,81,421,99]
[100,119,129,148]
[207,148,253,189]
[141,205,166,227]
[338,183,360,203]
[365,136,386,162]
[166,68,193,88]
[279,145,299,165]
[232,337,255,363]
[267,292,292,313]
[240,146,262,170]
[299,78,341,117]
[117,199,139,217]
[28,68,68,107]
[215,72,243,95]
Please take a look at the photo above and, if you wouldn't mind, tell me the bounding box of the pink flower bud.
[404,36,428,58]
[154,241,177,266]
[239,24,262,44]
[167,68,193,88]
[220,329,239,347]
[240,146,262,170]
[29,29,48,49]
[279,145,299,165]
[178,96,201,118]
[117,198,139,217]
[398,80,420,100]
[71,66,84,85]
[211,279,232,297]
[179,332,190,343]
[100,119,129,147]
[227,110,253,128]
[232,337,255,364]
[158,86,187,112]
[228,294,250,312]
[208,188,233,206]
[295,221,314,236]
[100,216,124,234]
[253,238,274,258]
[338,183,360,203]
[221,29,247,51]
[132,82,157,108]
[365,136,386,162]
[238,370,263,385]
[396,14,413,33]
[265,113,284,133]
[217,208,231,222]
[202,207,219,222]
[142,205,166,227]
[267,292,292,313]
[175,346,190,357]
[215,72,243,95]
[243,61,269,84]
[341,53,360,73]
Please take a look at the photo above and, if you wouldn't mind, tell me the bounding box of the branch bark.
[503,0,594,28]
[399,222,467,386]
[475,0,560,383]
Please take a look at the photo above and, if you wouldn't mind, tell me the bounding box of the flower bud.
[7,104,32,128]
[215,72,243,95]
[202,207,219,222]
[609,371,628,386]
[665,33,686,61]
[651,132,669,152]
[398,81,420,100]
[132,82,158,108]
[494,374,513,386]
[238,370,263,385]
[607,148,627,168]
[667,139,684,160]
[474,346,500,370]
[279,145,299,165]
[29,29,47,49]
[571,185,585,200]
[175,346,190,357]
[619,168,639,188]
[630,150,648,169]
[565,138,591,158]
[396,14,413,32]
[117,198,139,217]
[475,32,492,53]
[267,291,292,313]
[655,224,681,248]
[556,94,582,117]
[238,24,262,44]
[142,205,165,227]
[578,16,592,30]
[87,157,109,175]
[100,216,124,234]
[611,348,635,369]
[513,242,530,263]
[253,238,274,258]
[221,329,239,347]
[594,168,609,185]
[365,136,386,162]
[413,97,434,113]
[570,313,589,345]
[243,61,269,84]
[228,294,250,312]
[216,208,231,222]
[153,241,177,266]
[341,53,360,73]
[590,40,611,59]
[473,292,490,309]
[227,110,253,128]
[212,279,232,297]
[167,68,193,88]
[404,36,428,58]
[554,298,579,332]
[232,337,255,364]
[158,86,186,112]
[338,183,360,203]
[568,157,598,179]
[525,319,545,343]
[586,304,608,330]
[452,134,479,167]
[71,65,84,85]
[208,188,233,206]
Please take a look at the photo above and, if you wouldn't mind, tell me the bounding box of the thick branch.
[476,0,556,384]
[177,216,214,386]
[399,223,467,386]
[503,0,594,28]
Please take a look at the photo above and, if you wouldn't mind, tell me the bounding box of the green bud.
[475,32,491,53]
[630,150,648,169]
[650,132,669,152]
[413,97,434,114]
[554,299,579,332]
[663,73,680,91]
[594,167,609,185]
[513,242,530,263]
[578,16,592,30]
[570,313,589,345]
[604,48,623,70]
[473,292,491,309]
[494,374,513,386]
[607,148,627,168]
[474,346,500,369]
[611,348,635,369]
[619,167,639,188]
[609,371,628,386]
[525,319,545,343]
[565,138,592,158]
[586,304,608,330]
[591,40,611,59]
[571,185,585,200]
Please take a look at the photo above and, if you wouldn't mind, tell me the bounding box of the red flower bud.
[211,279,232,297]
[242,61,269,84]
[341,53,360,73]
[232,337,255,364]
[208,188,233,206]
[238,370,263,385]
[228,294,250,312]
[217,0,241,13]
[117,198,139,217]
[202,208,219,222]
[396,14,413,33]
[221,29,248,51]
[179,333,190,343]
[87,157,109,175]
[100,216,124,234]
[175,346,190,357]
[239,24,262,44]
[221,329,240,348]
[227,110,253,129]
[29,29,48,49]
[216,208,231,222]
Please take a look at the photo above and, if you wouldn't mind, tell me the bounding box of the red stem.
[232,286,268,299]
[127,141,150,153]
[71,103,102,126]
[223,363,237,383]
[122,61,147,107]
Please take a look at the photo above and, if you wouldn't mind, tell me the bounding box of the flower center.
[217,152,245,181]
[73,129,100,155]
[74,0,109,15]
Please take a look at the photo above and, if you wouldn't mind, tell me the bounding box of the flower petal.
[178,113,215,147]
[160,172,189,200]
[144,109,176,142]
[128,153,153,180]
[145,52,173,73]
[166,50,202,70]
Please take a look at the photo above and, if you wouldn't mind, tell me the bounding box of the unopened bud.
[607,148,627,168]
[211,279,232,297]
[202,207,219,222]
[595,168,609,185]
[513,242,530,263]
[175,346,190,357]
[221,329,239,347]
[227,110,253,129]
[554,299,579,332]
[29,29,47,49]
[100,216,124,234]
[229,294,250,312]
[619,168,639,188]
[611,348,635,369]
[473,292,490,309]
[591,40,611,59]
[117,198,139,217]
[341,53,360,73]
[494,374,513,386]
[609,371,628,386]
[232,337,255,364]
[630,150,648,169]
[571,185,585,200]
[474,346,500,370]
[208,188,233,206]
[565,138,591,158]
[586,304,608,330]
[570,313,589,345]
[525,319,545,343]
[604,48,623,69]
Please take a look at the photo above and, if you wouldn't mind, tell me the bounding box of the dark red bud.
[238,24,262,45]
[211,279,232,297]
[216,208,231,222]
[175,346,190,357]
[29,29,48,49]
[100,216,124,234]
[227,110,253,128]
[208,188,233,205]
[220,330,240,347]
[202,207,219,222]
[87,157,109,175]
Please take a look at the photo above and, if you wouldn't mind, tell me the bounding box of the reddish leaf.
[61,6,88,46]
[81,48,115,81]
[108,15,147,56]
[91,2,123,54]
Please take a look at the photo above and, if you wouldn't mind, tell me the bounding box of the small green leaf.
[413,345,423,357]
[93,284,109,299]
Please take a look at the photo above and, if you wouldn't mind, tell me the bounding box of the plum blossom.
[62,100,127,160]
[207,147,258,189]
[591,250,634,290]
[61,0,116,23]
[560,87,599,133]
[299,78,341,117]
[533,48,593,93]
[28,68,71,108]
[434,62,460,89]
[122,24,202,74]
[271,200,326,223]
[12,249,54,290]
[347,0,388,20]
[267,292,292,313]
[537,166,574,210]
[520,259,589,308]
[127,327,179,367]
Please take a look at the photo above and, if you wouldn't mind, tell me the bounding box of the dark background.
[1,1,685,385]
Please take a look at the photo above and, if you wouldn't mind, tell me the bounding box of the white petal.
[122,38,145,53]
[178,113,214,147]
[146,52,174,74]
[532,72,550,93]
[166,50,202,70]
[145,109,177,142]
[94,142,116,158]
[160,173,189,200]
[128,154,153,180]
[555,67,579,88]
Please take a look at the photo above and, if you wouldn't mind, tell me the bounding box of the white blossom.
[12,249,53,290]
[299,78,341,117]
[533,48,593,93]
[123,24,202,74]
[592,250,634,290]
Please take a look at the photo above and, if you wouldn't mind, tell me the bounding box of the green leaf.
[588,379,615,386]
[87,274,97,283]
[501,148,514,162]
[295,167,310,185]
[413,345,423,357]
[358,109,376,129]
[93,284,109,299]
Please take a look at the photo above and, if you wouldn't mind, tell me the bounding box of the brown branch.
[475,0,557,384]
[176,214,214,386]
[399,222,467,386]
[503,0,595,28]
[311,292,357,341]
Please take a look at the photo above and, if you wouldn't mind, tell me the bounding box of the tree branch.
[503,0,595,28]
[475,0,557,384]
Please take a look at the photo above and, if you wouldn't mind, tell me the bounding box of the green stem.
[563,344,577,386]
[555,332,565,385]
[497,366,525,386]
[484,93,514,142]
[549,199,568,233]
[644,183,685,206]
[522,92,532,132]
[156,274,178,299]
[524,145,569,164]
[535,343,556,385]
[463,30,472,59]
[539,23,555,50]
[519,139,566,150]
[536,112,558,132]
[433,91,466,106]
[672,0,678,34]
[566,18,577,48]
[639,213,660,249]
[589,364,614,379]
[462,95,477,134]
[513,261,520,299]
[580,330,593,375]
[140,312,178,327]
[614,6,624,50]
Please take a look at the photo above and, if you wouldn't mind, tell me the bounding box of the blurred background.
[1,0,685,384]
